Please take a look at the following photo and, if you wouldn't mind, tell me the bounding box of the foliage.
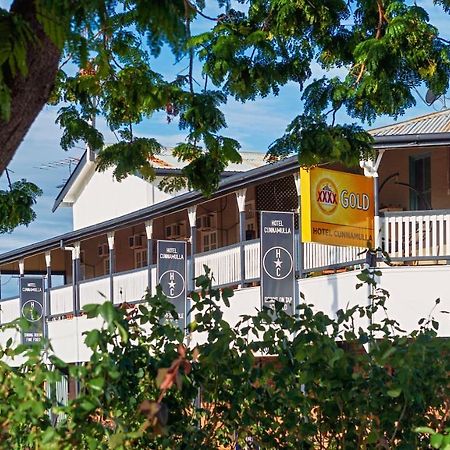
[0,179,42,233]
[1,1,450,231]
[415,427,450,449]
[2,1,450,183]
[0,270,448,449]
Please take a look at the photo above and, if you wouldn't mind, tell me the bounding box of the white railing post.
[188,206,197,291]
[438,214,445,257]
[446,213,450,256]
[107,231,115,302]
[235,189,247,286]
[145,220,153,295]
[410,216,417,257]
[293,172,304,278]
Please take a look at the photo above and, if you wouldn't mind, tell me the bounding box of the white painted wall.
[48,316,103,362]
[372,266,450,335]
[1,266,449,363]
[72,169,174,229]
[193,267,450,345]
[299,267,450,336]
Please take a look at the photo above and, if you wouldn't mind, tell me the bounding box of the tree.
[2,0,450,230]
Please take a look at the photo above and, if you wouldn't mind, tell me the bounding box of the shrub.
[0,269,448,449]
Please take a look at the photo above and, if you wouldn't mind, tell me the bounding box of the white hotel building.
[0,110,450,362]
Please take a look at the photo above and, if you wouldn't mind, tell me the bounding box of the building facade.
[1,111,450,363]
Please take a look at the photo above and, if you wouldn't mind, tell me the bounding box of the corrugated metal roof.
[369,109,450,137]
[150,147,267,171]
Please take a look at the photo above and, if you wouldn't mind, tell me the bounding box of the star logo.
[274,258,283,269]
[168,279,176,289]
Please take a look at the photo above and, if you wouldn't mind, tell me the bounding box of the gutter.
[52,151,88,212]
[372,132,450,149]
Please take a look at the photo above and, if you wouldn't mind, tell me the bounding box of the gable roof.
[53,148,267,212]
[53,110,450,212]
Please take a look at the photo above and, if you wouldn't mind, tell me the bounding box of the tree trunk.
[0,0,61,175]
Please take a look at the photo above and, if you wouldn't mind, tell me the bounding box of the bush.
[0,269,448,449]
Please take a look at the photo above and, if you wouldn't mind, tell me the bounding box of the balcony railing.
[2,209,450,324]
[195,243,241,287]
[381,209,450,260]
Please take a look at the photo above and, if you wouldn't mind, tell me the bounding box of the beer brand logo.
[316,178,338,214]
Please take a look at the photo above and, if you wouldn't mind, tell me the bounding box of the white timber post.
[18,259,25,277]
[235,189,247,286]
[145,220,154,295]
[107,232,115,303]
[293,173,303,280]
[45,251,52,318]
[188,206,197,291]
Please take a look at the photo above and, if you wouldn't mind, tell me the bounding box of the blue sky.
[0,0,449,257]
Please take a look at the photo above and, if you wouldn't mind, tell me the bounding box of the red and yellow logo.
[316,178,338,215]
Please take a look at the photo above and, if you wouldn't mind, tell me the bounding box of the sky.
[0,0,449,259]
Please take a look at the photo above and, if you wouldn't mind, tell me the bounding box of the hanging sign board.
[20,277,45,344]
[300,167,374,247]
[157,240,187,330]
[260,211,295,315]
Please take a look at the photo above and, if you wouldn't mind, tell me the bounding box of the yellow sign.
[300,167,374,247]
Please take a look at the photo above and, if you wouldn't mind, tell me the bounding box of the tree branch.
[184,0,220,22]
[183,0,194,94]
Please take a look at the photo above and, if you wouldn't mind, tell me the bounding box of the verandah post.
[236,189,247,286]
[187,206,197,291]
[107,232,115,303]
[145,220,153,295]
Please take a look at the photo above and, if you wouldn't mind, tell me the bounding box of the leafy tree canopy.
[1,0,450,229]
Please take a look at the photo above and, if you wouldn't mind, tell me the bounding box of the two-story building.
[1,110,450,363]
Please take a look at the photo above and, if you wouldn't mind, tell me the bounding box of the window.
[135,248,148,269]
[409,155,431,210]
[196,213,217,230]
[97,243,109,257]
[165,221,186,239]
[104,258,110,275]
[245,200,257,240]
[201,231,218,252]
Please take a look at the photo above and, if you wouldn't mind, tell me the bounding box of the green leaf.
[99,302,117,324]
[80,399,97,412]
[88,377,105,393]
[116,322,129,343]
[415,427,436,434]
[431,434,444,448]
[387,388,402,398]
[84,329,101,348]
[366,430,378,444]
[83,303,101,318]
